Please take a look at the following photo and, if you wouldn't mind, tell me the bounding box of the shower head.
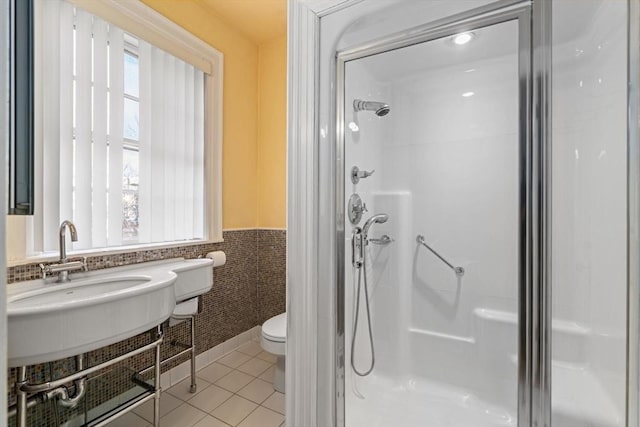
[362,213,389,238]
[353,99,390,117]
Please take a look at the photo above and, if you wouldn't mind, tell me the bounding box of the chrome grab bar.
[416,235,465,278]
[369,235,394,245]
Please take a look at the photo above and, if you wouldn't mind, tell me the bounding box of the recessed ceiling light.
[452,32,475,45]
[462,91,475,97]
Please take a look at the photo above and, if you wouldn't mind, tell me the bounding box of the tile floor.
[106,341,284,427]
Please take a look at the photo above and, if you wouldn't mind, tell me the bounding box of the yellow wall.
[142,1,287,230]
[257,36,287,228]
[142,0,259,229]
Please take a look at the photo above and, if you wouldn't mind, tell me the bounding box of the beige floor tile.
[258,366,275,383]
[210,395,258,426]
[255,351,277,364]
[105,411,150,427]
[262,391,285,415]
[159,403,207,427]
[188,384,233,413]
[198,362,233,384]
[236,341,263,357]
[236,378,275,404]
[215,370,254,393]
[134,393,182,422]
[217,351,252,369]
[166,376,212,401]
[237,407,284,427]
[236,358,272,377]
[193,415,231,427]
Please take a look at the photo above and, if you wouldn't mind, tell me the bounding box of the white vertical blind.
[175,61,186,240]
[137,41,152,244]
[91,17,109,248]
[148,46,165,243]
[35,0,207,254]
[40,0,62,252]
[57,1,75,249]
[194,74,205,238]
[74,9,93,249]
[184,66,196,239]
[107,26,124,247]
[163,54,176,242]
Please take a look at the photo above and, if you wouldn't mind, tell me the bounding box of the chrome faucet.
[40,220,86,282]
[59,220,78,263]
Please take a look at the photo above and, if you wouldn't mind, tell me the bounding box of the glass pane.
[123,98,139,140]
[124,51,139,97]
[343,20,520,427]
[122,148,139,241]
[552,1,628,426]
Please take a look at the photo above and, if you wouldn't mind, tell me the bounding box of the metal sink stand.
[10,325,165,427]
[137,298,200,394]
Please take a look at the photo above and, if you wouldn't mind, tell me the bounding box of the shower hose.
[350,248,375,377]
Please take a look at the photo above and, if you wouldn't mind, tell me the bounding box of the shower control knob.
[351,166,375,184]
[348,194,367,225]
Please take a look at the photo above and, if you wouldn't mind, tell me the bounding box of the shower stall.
[287,0,640,426]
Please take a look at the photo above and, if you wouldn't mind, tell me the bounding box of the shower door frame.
[333,1,551,426]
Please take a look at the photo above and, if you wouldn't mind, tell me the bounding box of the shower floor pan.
[346,366,621,427]
[347,375,515,427]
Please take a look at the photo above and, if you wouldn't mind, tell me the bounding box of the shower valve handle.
[351,166,375,184]
[351,201,367,215]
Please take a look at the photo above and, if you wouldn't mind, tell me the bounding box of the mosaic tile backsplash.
[257,229,287,325]
[6,229,286,426]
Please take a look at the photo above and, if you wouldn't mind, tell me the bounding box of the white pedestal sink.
[7,256,218,368]
[7,267,177,368]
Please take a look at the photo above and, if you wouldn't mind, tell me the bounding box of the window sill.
[7,237,225,267]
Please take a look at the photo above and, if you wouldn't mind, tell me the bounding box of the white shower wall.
[388,32,519,404]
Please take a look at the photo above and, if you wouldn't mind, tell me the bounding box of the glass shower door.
[551,1,629,426]
[338,15,526,427]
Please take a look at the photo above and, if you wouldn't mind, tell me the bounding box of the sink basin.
[104,257,215,301]
[7,270,177,367]
[155,258,214,301]
[9,276,152,309]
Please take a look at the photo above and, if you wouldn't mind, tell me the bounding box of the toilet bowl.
[261,312,286,393]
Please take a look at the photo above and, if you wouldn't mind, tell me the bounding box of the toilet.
[261,312,286,393]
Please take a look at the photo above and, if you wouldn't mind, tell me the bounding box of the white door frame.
[286,1,359,426]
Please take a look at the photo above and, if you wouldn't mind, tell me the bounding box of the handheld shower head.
[353,99,391,117]
[362,213,389,238]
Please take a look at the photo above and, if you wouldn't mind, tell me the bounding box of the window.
[14,0,223,259]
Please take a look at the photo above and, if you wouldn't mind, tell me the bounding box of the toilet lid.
[262,312,286,343]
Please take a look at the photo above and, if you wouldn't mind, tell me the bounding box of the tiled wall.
[6,229,286,426]
[257,230,287,324]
